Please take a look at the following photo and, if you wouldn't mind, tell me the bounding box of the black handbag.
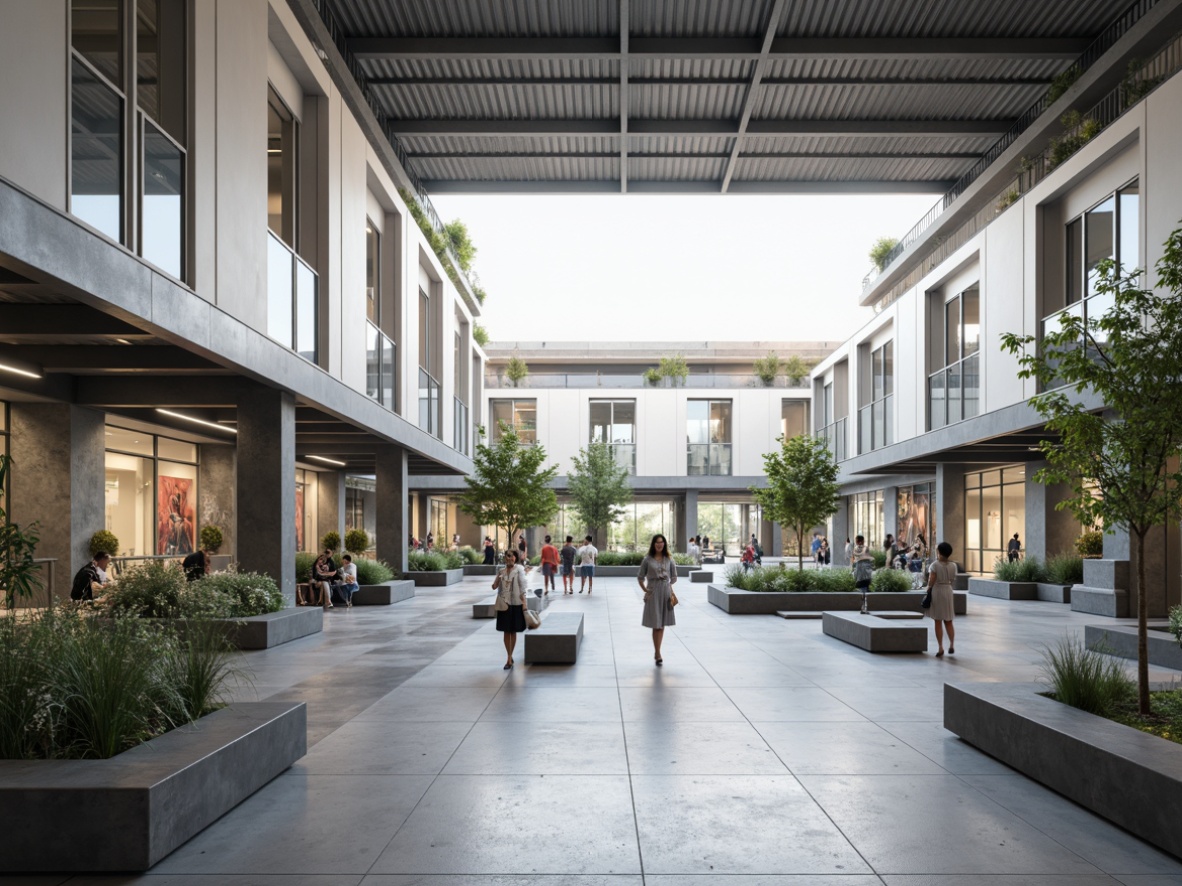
[920,590,932,609]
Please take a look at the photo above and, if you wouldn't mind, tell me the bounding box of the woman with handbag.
[637,534,678,666]
[492,549,528,669]
[925,541,957,657]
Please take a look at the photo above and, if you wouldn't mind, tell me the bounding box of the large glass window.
[366,222,379,324]
[71,57,123,243]
[490,399,537,444]
[608,500,679,552]
[367,323,396,408]
[418,289,440,436]
[294,468,318,554]
[687,400,732,476]
[848,490,884,550]
[142,121,183,278]
[267,91,297,246]
[696,501,760,555]
[590,399,636,474]
[104,425,199,560]
[859,341,893,454]
[781,399,809,440]
[929,286,979,429]
[964,467,1026,573]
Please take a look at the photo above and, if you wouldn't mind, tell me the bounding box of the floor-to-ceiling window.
[104,425,198,559]
[696,501,761,555]
[590,399,636,474]
[608,500,678,553]
[896,483,935,549]
[295,468,318,553]
[687,400,732,476]
[849,490,884,549]
[964,467,1026,572]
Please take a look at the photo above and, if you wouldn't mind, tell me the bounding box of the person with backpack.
[850,534,875,614]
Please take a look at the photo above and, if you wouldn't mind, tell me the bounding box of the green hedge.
[103,562,283,619]
[726,564,914,593]
[407,550,463,571]
[457,546,484,565]
[993,556,1046,582]
[354,558,395,584]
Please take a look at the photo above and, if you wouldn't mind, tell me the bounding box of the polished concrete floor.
[11,567,1182,885]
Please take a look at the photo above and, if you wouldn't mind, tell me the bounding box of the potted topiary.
[199,524,224,553]
[89,529,120,557]
[344,528,370,556]
[320,530,341,553]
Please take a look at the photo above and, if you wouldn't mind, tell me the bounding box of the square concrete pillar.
[198,443,236,559]
[684,489,698,544]
[767,520,783,557]
[934,464,967,562]
[376,445,408,574]
[829,503,849,559]
[882,485,900,544]
[1024,462,1078,561]
[235,386,296,601]
[317,471,345,549]
[8,404,105,594]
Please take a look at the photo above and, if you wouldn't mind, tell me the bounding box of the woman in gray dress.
[637,534,678,666]
[925,540,957,657]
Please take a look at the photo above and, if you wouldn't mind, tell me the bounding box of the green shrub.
[320,531,340,553]
[672,553,695,566]
[1044,553,1085,585]
[457,546,483,565]
[1075,530,1104,558]
[1170,605,1182,646]
[869,236,900,272]
[1046,64,1081,104]
[295,551,316,583]
[444,551,464,569]
[344,528,370,555]
[870,569,913,593]
[993,556,1046,582]
[407,551,451,571]
[598,552,645,566]
[104,561,231,619]
[1047,111,1102,169]
[354,558,395,584]
[89,529,120,557]
[199,525,224,553]
[191,571,283,617]
[814,568,857,593]
[527,554,542,566]
[1041,635,1134,716]
[870,550,887,569]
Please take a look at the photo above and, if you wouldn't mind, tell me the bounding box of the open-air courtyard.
[13,568,1182,885]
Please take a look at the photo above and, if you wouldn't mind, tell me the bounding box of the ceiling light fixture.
[0,358,42,379]
[156,408,238,434]
[306,455,347,467]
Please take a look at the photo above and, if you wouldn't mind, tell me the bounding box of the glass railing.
[419,368,440,436]
[267,231,318,363]
[858,394,894,454]
[366,322,396,408]
[928,354,979,430]
[687,443,732,476]
[611,443,636,475]
[454,397,469,455]
[818,418,848,462]
[485,371,813,390]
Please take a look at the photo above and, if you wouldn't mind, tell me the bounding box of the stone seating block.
[968,578,1038,600]
[524,612,585,664]
[690,570,713,583]
[1071,586,1130,617]
[821,610,928,653]
[352,580,415,606]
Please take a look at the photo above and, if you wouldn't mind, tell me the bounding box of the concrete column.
[198,443,236,559]
[9,404,105,593]
[375,445,408,574]
[317,470,345,548]
[882,485,900,543]
[764,517,782,556]
[830,501,849,558]
[235,386,296,600]
[1024,462,1077,561]
[934,464,967,566]
[684,489,699,543]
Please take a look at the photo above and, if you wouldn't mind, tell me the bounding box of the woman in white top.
[338,553,359,608]
[492,549,529,669]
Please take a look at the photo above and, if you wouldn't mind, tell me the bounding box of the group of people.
[305,548,359,609]
[491,533,677,669]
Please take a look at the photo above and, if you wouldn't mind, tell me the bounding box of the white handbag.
[524,609,541,629]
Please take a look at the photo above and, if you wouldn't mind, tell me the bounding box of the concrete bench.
[822,610,928,653]
[524,612,585,664]
[690,570,713,583]
[473,593,551,619]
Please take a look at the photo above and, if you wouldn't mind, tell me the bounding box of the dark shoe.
[935,649,944,657]
[656,658,663,666]
[948,647,955,655]
[503,662,513,670]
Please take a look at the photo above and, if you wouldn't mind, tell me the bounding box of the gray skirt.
[642,580,676,629]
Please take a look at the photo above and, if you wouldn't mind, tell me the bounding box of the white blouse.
[494,564,528,606]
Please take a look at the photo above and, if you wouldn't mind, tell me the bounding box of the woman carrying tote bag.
[492,549,528,669]
[637,533,678,666]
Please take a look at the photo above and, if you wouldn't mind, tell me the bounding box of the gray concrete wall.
[8,404,105,584]
[198,443,237,559]
[935,463,967,560]
[317,471,345,550]
[376,446,408,574]
[1023,463,1079,561]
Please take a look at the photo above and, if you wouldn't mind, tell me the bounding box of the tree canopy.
[568,442,633,548]
[458,425,558,550]
[1000,226,1182,714]
[751,434,841,571]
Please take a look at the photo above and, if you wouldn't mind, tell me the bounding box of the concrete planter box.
[707,585,966,616]
[463,564,497,576]
[0,701,306,872]
[179,607,322,650]
[1071,586,1130,617]
[1085,621,1182,670]
[352,579,415,606]
[405,568,465,587]
[690,570,714,583]
[1036,582,1072,603]
[968,577,1038,600]
[944,681,1182,860]
[591,565,646,577]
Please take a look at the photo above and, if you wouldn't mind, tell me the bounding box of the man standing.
[559,535,578,594]
[577,535,598,594]
[540,534,560,596]
[810,533,822,561]
[1007,533,1022,562]
[687,536,701,566]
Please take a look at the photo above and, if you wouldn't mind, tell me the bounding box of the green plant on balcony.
[869,236,900,273]
[505,356,529,387]
[1047,111,1102,170]
[658,353,689,386]
[443,219,476,272]
[643,367,662,386]
[784,355,815,386]
[1121,58,1161,106]
[1046,65,1081,104]
[398,188,485,304]
[752,352,782,387]
[996,189,1020,212]
[473,323,489,347]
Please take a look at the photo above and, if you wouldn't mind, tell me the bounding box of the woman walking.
[926,541,957,657]
[492,549,528,669]
[637,533,678,666]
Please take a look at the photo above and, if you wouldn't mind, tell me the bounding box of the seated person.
[70,551,112,602]
[182,548,210,582]
[313,549,338,609]
[337,553,359,607]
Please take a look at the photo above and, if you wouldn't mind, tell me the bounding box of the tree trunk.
[797,524,805,571]
[1136,529,1150,715]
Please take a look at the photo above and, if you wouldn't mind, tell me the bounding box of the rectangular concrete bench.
[524,612,584,664]
[690,570,713,583]
[822,610,928,653]
[473,593,551,619]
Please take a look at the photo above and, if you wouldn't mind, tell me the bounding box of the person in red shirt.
[539,534,560,596]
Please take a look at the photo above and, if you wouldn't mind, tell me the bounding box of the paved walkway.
[13,569,1182,885]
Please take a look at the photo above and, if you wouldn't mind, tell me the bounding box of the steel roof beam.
[619,0,629,193]
[410,150,980,160]
[348,36,1089,61]
[369,75,1053,87]
[392,119,1010,137]
[422,179,956,194]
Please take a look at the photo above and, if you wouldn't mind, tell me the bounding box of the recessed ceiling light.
[0,358,42,379]
[156,409,238,434]
[307,455,346,467]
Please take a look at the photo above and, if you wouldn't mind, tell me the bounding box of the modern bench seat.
[822,610,928,653]
[524,612,584,664]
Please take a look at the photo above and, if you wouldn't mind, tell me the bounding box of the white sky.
[430,192,938,345]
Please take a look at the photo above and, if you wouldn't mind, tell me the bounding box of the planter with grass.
[351,557,415,605]
[945,637,1182,859]
[708,566,966,615]
[405,551,465,586]
[1034,553,1083,603]
[1084,611,1182,670]
[968,557,1045,600]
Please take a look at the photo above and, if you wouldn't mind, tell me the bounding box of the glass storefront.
[849,490,884,549]
[964,466,1026,572]
[696,501,761,555]
[104,425,198,557]
[896,483,935,549]
[609,500,678,553]
[295,469,318,552]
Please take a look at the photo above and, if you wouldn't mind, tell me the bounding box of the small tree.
[752,352,782,387]
[784,355,814,386]
[505,356,529,388]
[1001,227,1182,715]
[869,236,900,272]
[658,354,689,387]
[751,435,841,571]
[473,323,489,347]
[458,425,559,551]
[199,525,224,553]
[444,219,477,272]
[568,442,633,548]
[0,455,42,609]
[320,531,341,553]
[344,528,370,555]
